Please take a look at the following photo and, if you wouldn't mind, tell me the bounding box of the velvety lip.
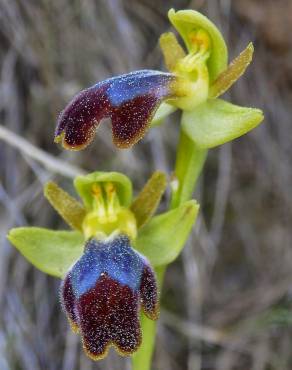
[55,70,177,150]
[60,235,159,359]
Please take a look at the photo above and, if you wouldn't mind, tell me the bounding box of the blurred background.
[0,0,292,369]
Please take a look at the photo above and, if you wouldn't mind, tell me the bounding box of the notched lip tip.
[113,131,147,150]
[63,142,88,151]
[83,340,140,361]
[54,132,89,151]
[83,345,110,361]
[113,139,134,150]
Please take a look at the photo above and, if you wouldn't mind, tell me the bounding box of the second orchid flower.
[8,171,198,359]
[55,9,263,152]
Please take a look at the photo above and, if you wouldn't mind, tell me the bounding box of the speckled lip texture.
[60,235,159,360]
[55,70,177,150]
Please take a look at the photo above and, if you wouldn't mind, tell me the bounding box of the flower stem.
[170,130,207,210]
[132,267,164,370]
[132,314,157,370]
[132,130,207,370]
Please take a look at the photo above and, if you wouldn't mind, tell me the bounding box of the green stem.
[132,315,157,370]
[170,130,207,210]
[132,267,165,370]
[132,130,207,370]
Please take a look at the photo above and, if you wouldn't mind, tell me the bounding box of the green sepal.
[182,99,264,149]
[7,227,84,278]
[44,181,86,231]
[74,171,132,210]
[135,200,199,267]
[131,171,167,228]
[168,8,228,82]
[151,103,177,127]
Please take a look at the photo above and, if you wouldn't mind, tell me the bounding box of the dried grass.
[0,0,291,369]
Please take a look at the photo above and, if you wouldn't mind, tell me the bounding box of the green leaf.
[182,99,264,149]
[74,171,132,210]
[44,182,86,231]
[135,200,199,267]
[151,103,177,127]
[131,171,167,228]
[7,227,84,278]
[168,8,228,82]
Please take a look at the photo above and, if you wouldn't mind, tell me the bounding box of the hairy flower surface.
[8,170,198,360]
[7,7,265,369]
[55,9,263,152]
[61,235,158,360]
[55,70,178,149]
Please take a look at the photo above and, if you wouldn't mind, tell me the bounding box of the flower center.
[170,28,211,110]
[82,182,137,241]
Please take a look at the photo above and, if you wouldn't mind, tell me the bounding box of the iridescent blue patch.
[71,235,145,296]
[54,69,177,149]
[60,234,159,360]
[105,70,173,106]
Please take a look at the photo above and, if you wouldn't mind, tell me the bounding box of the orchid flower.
[7,8,264,369]
[8,171,198,359]
[55,9,263,152]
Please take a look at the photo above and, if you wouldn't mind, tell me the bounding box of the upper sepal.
[55,70,178,150]
[74,171,132,210]
[182,99,264,149]
[168,8,228,82]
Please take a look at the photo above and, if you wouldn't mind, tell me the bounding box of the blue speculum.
[55,70,177,150]
[60,235,159,360]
